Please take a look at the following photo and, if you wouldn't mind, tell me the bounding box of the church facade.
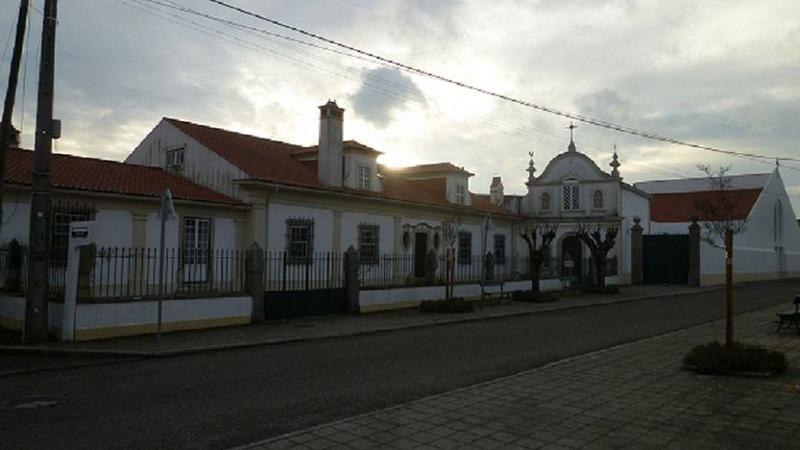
[512,129,651,285]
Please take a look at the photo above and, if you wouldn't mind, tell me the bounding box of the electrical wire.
[204,0,800,164]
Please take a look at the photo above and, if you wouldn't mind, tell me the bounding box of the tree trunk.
[595,255,606,288]
[531,268,540,292]
[725,230,734,348]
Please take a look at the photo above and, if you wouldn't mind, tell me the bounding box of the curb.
[0,286,724,359]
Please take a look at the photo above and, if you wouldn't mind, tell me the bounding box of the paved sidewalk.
[0,284,715,357]
[237,305,800,450]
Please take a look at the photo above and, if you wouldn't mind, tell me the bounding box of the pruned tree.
[441,217,461,300]
[519,222,557,292]
[695,165,747,348]
[576,224,618,288]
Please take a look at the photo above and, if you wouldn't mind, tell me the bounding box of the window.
[774,200,784,244]
[286,218,314,264]
[166,147,185,172]
[183,217,211,265]
[541,192,551,210]
[562,182,580,210]
[358,224,379,264]
[52,211,91,261]
[458,231,472,264]
[493,234,506,264]
[593,190,604,209]
[456,184,466,204]
[357,165,371,190]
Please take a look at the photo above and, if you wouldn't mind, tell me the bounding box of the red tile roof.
[387,162,474,177]
[4,148,242,205]
[166,118,320,188]
[650,189,762,223]
[166,118,512,216]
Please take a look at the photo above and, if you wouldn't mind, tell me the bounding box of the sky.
[1,0,799,210]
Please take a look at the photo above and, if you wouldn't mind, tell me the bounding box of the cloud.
[350,67,425,127]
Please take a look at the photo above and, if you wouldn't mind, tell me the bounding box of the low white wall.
[359,276,620,311]
[75,296,251,330]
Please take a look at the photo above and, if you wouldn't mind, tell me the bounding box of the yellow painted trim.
[75,315,251,341]
[0,316,23,331]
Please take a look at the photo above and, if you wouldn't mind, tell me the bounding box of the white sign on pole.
[157,189,176,339]
[158,189,177,221]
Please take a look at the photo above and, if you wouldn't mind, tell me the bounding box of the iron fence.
[0,245,65,299]
[87,247,247,301]
[263,251,344,291]
[358,253,619,289]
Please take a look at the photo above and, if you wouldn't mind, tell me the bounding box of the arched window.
[541,192,551,210]
[593,190,604,209]
[774,200,784,244]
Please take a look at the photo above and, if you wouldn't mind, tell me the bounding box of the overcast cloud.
[0,0,798,209]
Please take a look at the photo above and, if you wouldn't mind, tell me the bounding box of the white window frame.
[166,146,185,172]
[286,218,314,264]
[456,184,466,204]
[357,165,371,190]
[183,217,211,265]
[562,181,580,211]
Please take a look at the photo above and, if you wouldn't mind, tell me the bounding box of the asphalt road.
[0,280,796,450]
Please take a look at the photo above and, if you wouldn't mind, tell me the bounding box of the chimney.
[490,176,504,205]
[318,100,344,187]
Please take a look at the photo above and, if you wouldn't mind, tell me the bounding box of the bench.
[480,280,512,305]
[776,295,800,333]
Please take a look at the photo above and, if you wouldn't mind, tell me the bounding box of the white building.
[514,132,649,284]
[636,170,800,285]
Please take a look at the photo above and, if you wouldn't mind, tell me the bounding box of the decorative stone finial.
[526,151,536,186]
[610,145,621,178]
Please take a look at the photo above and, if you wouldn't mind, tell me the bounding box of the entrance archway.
[561,235,583,281]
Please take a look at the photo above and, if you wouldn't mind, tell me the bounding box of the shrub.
[419,298,474,313]
[684,341,788,375]
[512,290,558,303]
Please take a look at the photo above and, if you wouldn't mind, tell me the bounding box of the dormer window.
[562,181,580,211]
[166,147,184,172]
[358,165,371,190]
[456,184,466,204]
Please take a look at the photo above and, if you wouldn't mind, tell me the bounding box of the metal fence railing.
[357,253,619,290]
[263,251,344,291]
[0,245,66,299]
[88,247,247,301]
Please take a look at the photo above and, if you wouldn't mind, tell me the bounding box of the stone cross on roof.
[567,122,577,152]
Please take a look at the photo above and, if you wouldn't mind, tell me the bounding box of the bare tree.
[519,222,557,292]
[695,165,747,348]
[576,224,619,288]
[441,218,461,300]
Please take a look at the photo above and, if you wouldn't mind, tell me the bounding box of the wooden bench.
[480,280,512,305]
[776,295,800,333]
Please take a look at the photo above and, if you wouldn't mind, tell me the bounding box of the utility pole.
[25,0,59,343]
[0,0,30,237]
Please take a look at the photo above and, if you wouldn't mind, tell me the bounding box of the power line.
[204,0,800,164]
[115,0,579,151]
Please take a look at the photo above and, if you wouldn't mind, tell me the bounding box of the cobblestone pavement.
[238,304,800,450]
